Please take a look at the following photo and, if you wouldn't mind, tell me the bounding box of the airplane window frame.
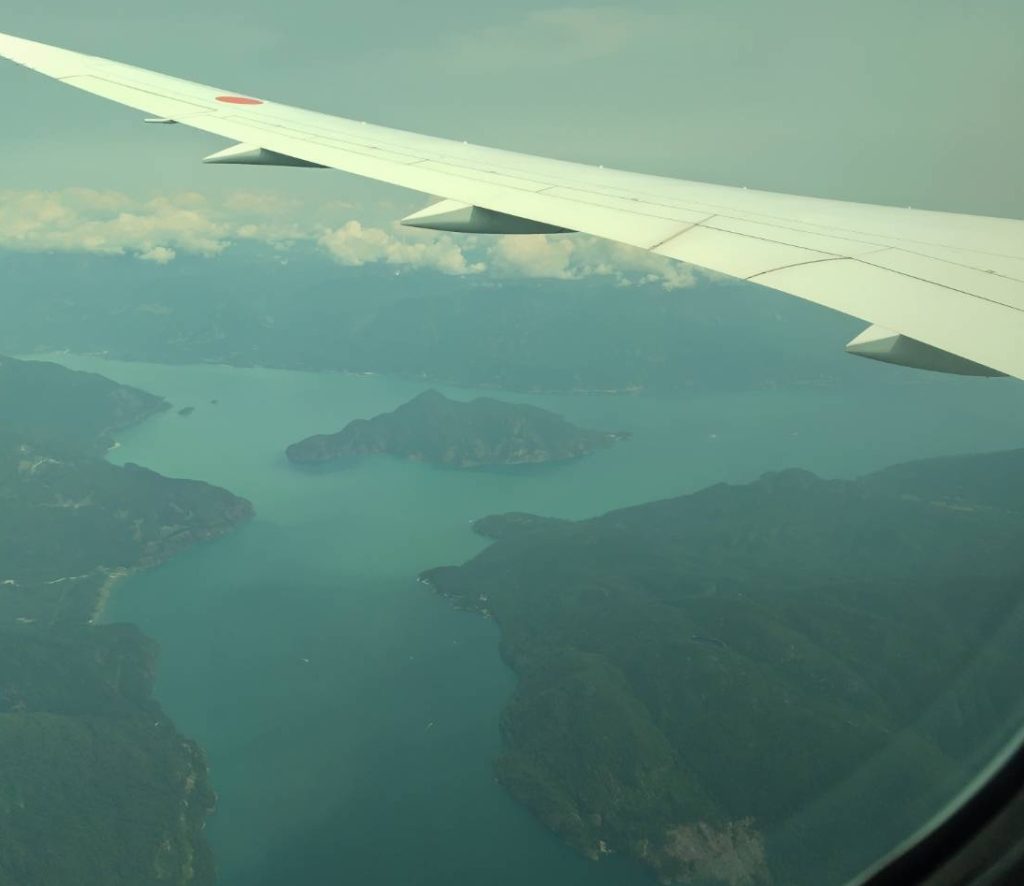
[856,725,1024,885]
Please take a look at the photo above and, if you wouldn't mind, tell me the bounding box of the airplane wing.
[2,31,1022,380]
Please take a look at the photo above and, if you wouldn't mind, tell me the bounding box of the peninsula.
[422,450,1024,885]
[0,355,252,886]
[286,389,628,468]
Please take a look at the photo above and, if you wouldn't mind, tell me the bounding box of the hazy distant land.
[0,251,873,395]
[423,450,1024,885]
[287,389,628,468]
[0,355,252,886]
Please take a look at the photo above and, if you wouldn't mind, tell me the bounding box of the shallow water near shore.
[38,353,1024,885]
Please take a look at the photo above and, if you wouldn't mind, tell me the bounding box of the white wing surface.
[2,31,1022,379]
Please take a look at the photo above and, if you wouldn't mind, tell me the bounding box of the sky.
[0,0,1021,277]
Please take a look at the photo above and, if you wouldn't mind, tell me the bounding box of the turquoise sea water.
[38,355,1024,885]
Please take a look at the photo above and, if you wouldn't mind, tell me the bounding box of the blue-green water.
[38,355,1024,885]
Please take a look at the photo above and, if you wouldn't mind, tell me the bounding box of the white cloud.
[0,188,700,289]
[0,189,229,259]
[318,225,698,288]
[319,221,486,276]
[489,235,576,279]
[138,246,177,264]
[489,234,699,290]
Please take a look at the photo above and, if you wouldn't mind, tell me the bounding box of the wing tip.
[0,31,42,60]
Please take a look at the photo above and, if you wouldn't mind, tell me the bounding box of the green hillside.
[423,451,1024,884]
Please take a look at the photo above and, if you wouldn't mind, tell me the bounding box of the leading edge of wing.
[2,30,1023,380]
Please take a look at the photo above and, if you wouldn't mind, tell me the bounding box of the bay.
[36,353,1024,885]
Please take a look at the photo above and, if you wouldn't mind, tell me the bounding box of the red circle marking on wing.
[216,96,264,105]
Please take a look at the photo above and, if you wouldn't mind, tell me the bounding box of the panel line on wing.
[707,217,1024,282]
[710,214,1024,275]
[657,216,845,258]
[648,217,717,251]
[709,212,1024,262]
[745,256,852,281]
[853,259,1024,314]
[873,247,1024,286]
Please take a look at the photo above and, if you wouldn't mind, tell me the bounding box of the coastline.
[90,566,132,624]
[17,350,651,397]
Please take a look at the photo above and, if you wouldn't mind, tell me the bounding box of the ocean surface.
[37,354,1024,885]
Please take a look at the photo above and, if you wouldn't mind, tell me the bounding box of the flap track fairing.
[203,143,326,168]
[401,199,574,235]
[846,325,1004,377]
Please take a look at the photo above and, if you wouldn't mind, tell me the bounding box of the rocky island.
[0,355,253,886]
[286,389,628,468]
[422,451,1024,885]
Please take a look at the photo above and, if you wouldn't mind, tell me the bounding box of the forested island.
[0,355,253,886]
[422,450,1024,885]
[286,389,628,468]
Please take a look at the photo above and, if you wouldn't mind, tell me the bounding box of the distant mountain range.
[0,250,885,394]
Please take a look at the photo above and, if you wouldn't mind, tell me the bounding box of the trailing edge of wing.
[1,31,1023,379]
